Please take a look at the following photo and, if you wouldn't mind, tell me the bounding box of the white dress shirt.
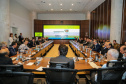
[8,37,13,45]
[19,44,29,52]
[13,36,18,42]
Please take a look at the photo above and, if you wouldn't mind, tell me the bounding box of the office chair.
[79,67,126,84]
[0,65,23,72]
[107,61,126,68]
[0,71,34,84]
[49,62,69,68]
[43,68,77,84]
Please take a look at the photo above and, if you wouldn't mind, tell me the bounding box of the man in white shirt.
[91,49,119,83]
[19,40,29,52]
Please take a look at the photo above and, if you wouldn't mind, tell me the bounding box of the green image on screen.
[35,32,43,37]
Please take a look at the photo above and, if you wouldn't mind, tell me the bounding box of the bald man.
[119,46,126,59]
[0,48,12,65]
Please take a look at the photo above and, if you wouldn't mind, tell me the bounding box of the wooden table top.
[11,41,106,71]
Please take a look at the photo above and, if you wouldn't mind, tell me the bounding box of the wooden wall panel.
[121,0,126,44]
[90,0,111,40]
[34,20,89,44]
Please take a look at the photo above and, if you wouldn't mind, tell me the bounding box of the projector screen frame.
[43,24,81,40]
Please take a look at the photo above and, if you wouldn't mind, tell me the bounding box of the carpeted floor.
[45,44,76,57]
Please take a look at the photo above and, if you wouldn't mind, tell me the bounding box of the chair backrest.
[97,67,126,84]
[0,71,34,84]
[107,61,126,68]
[0,65,23,72]
[49,62,69,68]
[43,68,77,84]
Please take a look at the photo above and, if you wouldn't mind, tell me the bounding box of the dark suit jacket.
[18,35,23,42]
[9,46,17,57]
[92,44,101,52]
[36,40,41,45]
[41,39,45,43]
[0,53,13,65]
[50,55,74,69]
[29,41,36,48]
[101,47,108,55]
[79,40,83,44]
[83,42,90,46]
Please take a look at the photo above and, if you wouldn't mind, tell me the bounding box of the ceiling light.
[41,1,45,3]
[70,9,72,11]
[61,8,62,10]
[60,4,62,6]
[51,9,53,11]
[49,3,51,5]
[72,4,74,6]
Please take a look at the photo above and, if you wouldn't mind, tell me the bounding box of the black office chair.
[96,67,126,84]
[43,68,77,84]
[79,67,126,84]
[0,65,23,72]
[107,61,126,68]
[0,71,34,84]
[49,62,69,68]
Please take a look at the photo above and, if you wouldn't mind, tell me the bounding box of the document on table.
[78,57,83,60]
[36,66,45,71]
[32,52,36,55]
[88,62,101,69]
[26,62,34,66]
[11,57,17,61]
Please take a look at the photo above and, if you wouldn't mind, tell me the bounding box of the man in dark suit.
[29,37,36,48]
[83,38,90,46]
[101,42,108,55]
[92,40,101,52]
[36,37,42,45]
[41,37,45,43]
[119,46,126,59]
[50,44,74,69]
[18,33,24,42]
[9,42,17,57]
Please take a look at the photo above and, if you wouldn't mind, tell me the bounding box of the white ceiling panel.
[15,0,105,13]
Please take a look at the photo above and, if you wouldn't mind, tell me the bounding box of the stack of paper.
[32,52,36,55]
[36,66,44,71]
[78,57,83,60]
[88,62,100,69]
[11,57,17,61]
[26,62,34,66]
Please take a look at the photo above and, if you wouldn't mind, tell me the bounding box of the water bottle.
[89,56,92,62]
[86,48,88,53]
[95,55,98,61]
[83,46,85,51]
[90,50,92,55]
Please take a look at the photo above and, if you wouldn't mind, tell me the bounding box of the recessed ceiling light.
[49,3,51,5]
[70,9,72,11]
[51,9,53,11]
[72,4,74,6]
[41,1,45,3]
[61,8,63,10]
[60,4,62,6]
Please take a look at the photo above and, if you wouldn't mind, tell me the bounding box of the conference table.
[11,40,106,76]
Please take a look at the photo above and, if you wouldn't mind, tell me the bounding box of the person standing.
[18,33,24,43]
[8,33,13,46]
[14,34,18,42]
